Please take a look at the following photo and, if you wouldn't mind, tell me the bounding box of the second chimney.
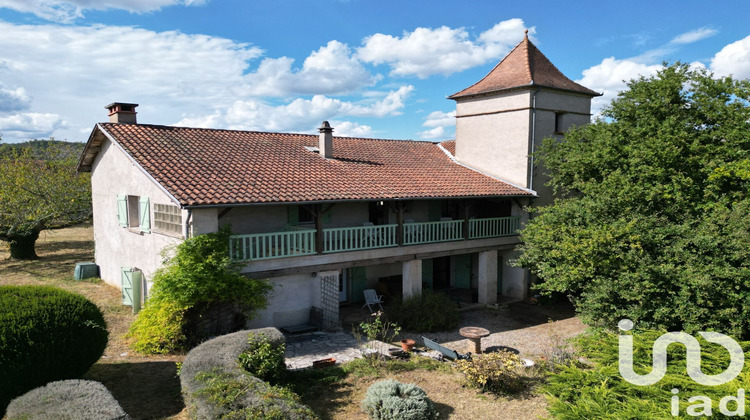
[105,102,139,124]
[319,121,333,158]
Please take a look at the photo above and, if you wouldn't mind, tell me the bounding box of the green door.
[350,266,367,303]
[121,267,134,306]
[453,254,471,289]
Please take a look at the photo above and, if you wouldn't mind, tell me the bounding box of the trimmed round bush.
[361,379,437,420]
[389,289,459,332]
[0,286,108,412]
[180,328,316,420]
[6,379,128,420]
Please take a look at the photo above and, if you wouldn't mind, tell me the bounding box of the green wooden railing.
[324,224,398,253]
[403,220,464,245]
[230,229,316,262]
[469,216,520,239]
[230,216,521,261]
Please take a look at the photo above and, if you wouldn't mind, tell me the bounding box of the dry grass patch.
[299,360,549,420]
[1,224,187,420]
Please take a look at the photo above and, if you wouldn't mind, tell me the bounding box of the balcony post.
[395,201,404,246]
[315,204,324,254]
[462,202,470,240]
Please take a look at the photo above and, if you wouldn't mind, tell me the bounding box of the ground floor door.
[339,269,348,302]
[433,256,451,289]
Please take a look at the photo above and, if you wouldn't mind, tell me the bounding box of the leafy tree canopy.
[0,140,91,259]
[516,63,750,338]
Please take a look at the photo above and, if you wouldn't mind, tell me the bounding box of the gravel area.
[400,300,586,358]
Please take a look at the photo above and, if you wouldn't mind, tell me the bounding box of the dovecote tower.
[449,31,600,205]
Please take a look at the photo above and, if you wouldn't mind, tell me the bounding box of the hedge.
[0,286,108,413]
[6,379,128,420]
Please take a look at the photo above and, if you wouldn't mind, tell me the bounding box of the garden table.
[459,326,490,354]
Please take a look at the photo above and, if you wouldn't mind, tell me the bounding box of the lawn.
[1,224,568,420]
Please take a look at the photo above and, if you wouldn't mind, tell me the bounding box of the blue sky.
[0,0,749,143]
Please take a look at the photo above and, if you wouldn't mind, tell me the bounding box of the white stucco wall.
[454,88,593,205]
[246,273,316,328]
[90,137,185,289]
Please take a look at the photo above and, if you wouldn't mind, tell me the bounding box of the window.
[117,195,150,233]
[154,203,183,236]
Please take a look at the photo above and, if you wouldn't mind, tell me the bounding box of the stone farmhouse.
[77,33,599,329]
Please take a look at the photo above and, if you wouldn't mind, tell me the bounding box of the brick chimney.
[105,102,139,124]
[319,121,333,158]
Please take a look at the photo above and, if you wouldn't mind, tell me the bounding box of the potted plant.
[400,339,416,352]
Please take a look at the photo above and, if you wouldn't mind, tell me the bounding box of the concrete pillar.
[402,260,422,300]
[477,250,498,305]
[500,250,528,300]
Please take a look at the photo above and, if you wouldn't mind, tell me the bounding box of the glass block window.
[153,203,182,236]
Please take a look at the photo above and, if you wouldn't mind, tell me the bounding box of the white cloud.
[418,126,446,140]
[242,41,377,96]
[0,86,31,112]
[577,57,662,114]
[176,86,414,133]
[0,21,262,141]
[670,27,718,45]
[422,110,455,128]
[357,19,531,78]
[330,120,373,138]
[710,35,750,79]
[0,0,206,23]
[0,112,65,140]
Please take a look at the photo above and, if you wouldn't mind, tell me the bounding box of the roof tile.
[96,123,531,206]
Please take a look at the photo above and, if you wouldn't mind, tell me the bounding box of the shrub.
[544,330,750,419]
[238,333,287,383]
[388,290,458,332]
[128,226,272,354]
[127,300,187,354]
[180,328,316,420]
[361,379,436,420]
[455,351,526,394]
[0,286,108,413]
[352,311,401,368]
[6,379,128,420]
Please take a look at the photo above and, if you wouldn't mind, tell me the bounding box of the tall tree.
[0,142,91,259]
[516,63,750,338]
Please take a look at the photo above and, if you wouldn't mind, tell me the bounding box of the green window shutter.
[121,267,133,306]
[139,197,150,233]
[288,206,299,225]
[117,195,128,227]
[323,207,332,224]
[497,255,503,294]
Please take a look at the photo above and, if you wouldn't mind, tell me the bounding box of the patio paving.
[284,331,363,370]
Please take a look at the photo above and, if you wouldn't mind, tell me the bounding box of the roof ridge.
[523,32,533,84]
[98,122,431,143]
[448,36,527,99]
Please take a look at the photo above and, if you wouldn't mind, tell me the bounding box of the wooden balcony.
[229,216,520,262]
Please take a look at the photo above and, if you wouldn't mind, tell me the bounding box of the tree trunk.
[7,230,40,260]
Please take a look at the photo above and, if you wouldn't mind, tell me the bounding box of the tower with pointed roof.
[449,31,600,205]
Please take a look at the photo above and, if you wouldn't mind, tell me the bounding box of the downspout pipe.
[529,88,542,191]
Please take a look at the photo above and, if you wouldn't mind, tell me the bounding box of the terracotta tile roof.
[88,123,531,206]
[449,33,600,99]
[440,140,456,156]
